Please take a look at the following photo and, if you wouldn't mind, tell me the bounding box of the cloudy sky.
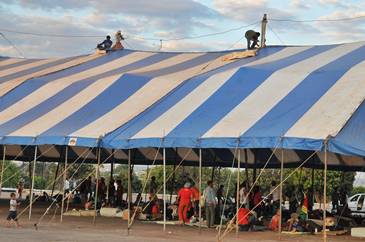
[0,0,364,58]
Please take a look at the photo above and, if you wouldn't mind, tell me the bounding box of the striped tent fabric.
[0,42,365,169]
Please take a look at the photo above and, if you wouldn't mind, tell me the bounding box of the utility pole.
[260,14,268,48]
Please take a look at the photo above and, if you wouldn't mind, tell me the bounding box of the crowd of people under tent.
[8,171,354,233]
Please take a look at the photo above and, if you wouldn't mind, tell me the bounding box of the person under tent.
[245,30,260,50]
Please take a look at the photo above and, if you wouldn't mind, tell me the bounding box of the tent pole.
[0,146,6,198]
[163,148,166,232]
[260,14,268,48]
[60,146,68,223]
[311,168,315,208]
[199,148,202,233]
[29,145,37,220]
[127,149,131,235]
[244,149,249,185]
[145,165,149,202]
[93,148,101,224]
[279,149,284,234]
[236,149,241,236]
[211,167,215,183]
[323,143,328,242]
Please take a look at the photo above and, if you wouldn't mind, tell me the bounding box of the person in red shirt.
[238,207,256,231]
[252,185,262,218]
[177,182,193,225]
[190,183,200,220]
[269,209,280,231]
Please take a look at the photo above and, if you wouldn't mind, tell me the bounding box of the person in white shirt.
[239,181,250,209]
[270,181,281,212]
[203,180,217,228]
[64,178,70,194]
[6,193,20,228]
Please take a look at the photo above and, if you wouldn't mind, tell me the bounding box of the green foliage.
[104,165,142,192]
[351,186,365,196]
[0,160,21,188]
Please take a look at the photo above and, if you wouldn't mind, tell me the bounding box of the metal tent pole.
[163,148,166,232]
[29,146,38,220]
[199,148,202,233]
[279,149,284,233]
[60,146,68,223]
[127,149,131,235]
[323,143,328,242]
[0,146,6,198]
[93,148,101,224]
[236,149,241,236]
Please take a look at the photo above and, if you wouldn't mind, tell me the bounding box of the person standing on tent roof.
[245,30,260,50]
[97,35,113,51]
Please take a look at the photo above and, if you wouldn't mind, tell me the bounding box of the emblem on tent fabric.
[68,137,77,146]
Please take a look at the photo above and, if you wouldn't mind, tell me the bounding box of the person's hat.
[184,182,191,188]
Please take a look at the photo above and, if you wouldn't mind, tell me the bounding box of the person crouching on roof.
[245,30,260,50]
[177,182,193,225]
[97,35,113,51]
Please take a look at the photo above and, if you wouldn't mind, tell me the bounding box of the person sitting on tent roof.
[245,30,260,50]
[97,35,113,51]
[112,30,125,50]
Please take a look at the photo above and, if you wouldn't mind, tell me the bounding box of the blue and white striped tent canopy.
[0,42,365,169]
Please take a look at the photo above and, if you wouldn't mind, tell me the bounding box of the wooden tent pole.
[323,142,328,242]
[236,149,241,236]
[0,146,6,198]
[29,146,37,220]
[127,149,131,235]
[199,148,202,233]
[60,146,68,223]
[279,149,284,233]
[260,14,268,48]
[51,162,60,197]
[163,148,166,232]
[93,148,101,224]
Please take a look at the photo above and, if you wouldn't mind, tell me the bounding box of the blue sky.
[0,0,364,58]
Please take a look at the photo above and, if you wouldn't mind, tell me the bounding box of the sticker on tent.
[68,137,77,146]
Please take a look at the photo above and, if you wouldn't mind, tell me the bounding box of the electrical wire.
[268,24,285,45]
[269,14,365,23]
[0,28,103,38]
[0,32,25,58]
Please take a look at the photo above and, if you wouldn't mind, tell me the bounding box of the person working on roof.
[97,35,113,51]
[112,30,125,50]
[245,30,260,50]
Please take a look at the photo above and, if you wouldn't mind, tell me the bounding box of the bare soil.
[0,201,363,242]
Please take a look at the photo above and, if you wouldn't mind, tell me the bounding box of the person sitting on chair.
[97,35,113,51]
[245,30,260,50]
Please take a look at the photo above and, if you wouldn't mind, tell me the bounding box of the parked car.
[348,193,365,216]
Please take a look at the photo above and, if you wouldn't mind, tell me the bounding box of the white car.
[348,194,365,215]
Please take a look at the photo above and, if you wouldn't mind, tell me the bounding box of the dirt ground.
[0,201,363,242]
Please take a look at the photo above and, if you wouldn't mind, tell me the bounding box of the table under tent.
[0,41,365,241]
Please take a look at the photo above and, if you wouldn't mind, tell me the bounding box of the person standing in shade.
[149,176,158,200]
[177,182,193,225]
[203,180,217,228]
[270,181,280,213]
[108,178,116,207]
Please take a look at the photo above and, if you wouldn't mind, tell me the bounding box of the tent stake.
[93,148,101,224]
[323,143,328,242]
[60,146,68,223]
[0,146,6,198]
[163,148,166,232]
[236,149,241,236]
[199,148,202,233]
[29,146,37,220]
[279,149,284,234]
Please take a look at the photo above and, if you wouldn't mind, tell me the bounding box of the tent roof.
[0,42,365,168]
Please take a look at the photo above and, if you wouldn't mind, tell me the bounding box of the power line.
[267,24,285,45]
[0,32,25,58]
[269,14,365,23]
[0,28,104,38]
